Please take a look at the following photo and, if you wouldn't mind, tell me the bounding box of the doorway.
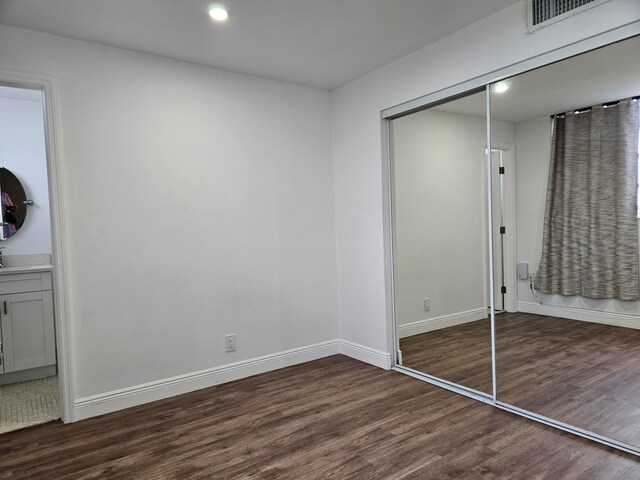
[0,70,73,428]
[0,84,60,433]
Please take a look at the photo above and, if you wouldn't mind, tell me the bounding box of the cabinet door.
[0,291,56,373]
[0,294,13,372]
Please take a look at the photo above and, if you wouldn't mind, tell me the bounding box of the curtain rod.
[551,95,640,118]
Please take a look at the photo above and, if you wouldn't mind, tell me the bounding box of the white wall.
[331,0,640,353]
[0,25,339,403]
[393,107,514,328]
[515,115,640,318]
[0,94,51,255]
[0,1,638,419]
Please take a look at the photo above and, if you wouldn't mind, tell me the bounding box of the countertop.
[0,264,53,275]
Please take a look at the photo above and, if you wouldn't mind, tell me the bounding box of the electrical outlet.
[424,298,431,312]
[529,273,535,282]
[225,334,236,352]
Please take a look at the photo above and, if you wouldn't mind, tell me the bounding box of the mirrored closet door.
[492,35,640,450]
[391,89,494,396]
[389,32,640,456]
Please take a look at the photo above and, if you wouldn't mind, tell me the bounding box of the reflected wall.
[392,90,494,394]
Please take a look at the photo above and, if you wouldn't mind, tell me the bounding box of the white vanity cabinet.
[0,270,55,374]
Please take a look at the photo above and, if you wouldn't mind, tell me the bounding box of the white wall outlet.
[529,273,535,282]
[225,333,236,352]
[424,298,431,312]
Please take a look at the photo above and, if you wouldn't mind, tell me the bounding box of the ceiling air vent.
[528,0,611,30]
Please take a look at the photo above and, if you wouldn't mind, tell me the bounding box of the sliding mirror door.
[391,89,496,395]
[492,35,640,448]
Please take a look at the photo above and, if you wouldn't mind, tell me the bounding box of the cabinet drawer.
[0,272,52,295]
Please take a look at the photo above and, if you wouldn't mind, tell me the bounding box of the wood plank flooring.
[400,319,492,394]
[401,312,640,448]
[1,355,639,479]
[496,312,640,447]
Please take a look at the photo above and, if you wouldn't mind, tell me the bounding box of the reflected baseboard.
[398,307,487,338]
[518,301,640,330]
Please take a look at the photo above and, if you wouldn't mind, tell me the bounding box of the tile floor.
[0,375,60,434]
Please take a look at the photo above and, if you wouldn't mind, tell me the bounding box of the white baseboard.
[398,307,487,338]
[339,340,391,369]
[518,301,640,330]
[74,338,391,421]
[75,340,341,421]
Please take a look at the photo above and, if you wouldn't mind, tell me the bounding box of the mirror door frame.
[381,23,640,457]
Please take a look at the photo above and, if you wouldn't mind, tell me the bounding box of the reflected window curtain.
[535,98,640,300]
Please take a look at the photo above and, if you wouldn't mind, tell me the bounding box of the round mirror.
[0,167,28,240]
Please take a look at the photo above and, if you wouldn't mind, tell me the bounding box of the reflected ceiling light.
[492,81,509,94]
[208,3,228,21]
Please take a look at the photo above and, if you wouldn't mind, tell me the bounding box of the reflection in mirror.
[0,167,28,240]
[392,89,500,395]
[491,35,640,447]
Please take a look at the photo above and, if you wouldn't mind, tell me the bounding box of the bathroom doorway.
[0,84,59,433]
[0,74,72,430]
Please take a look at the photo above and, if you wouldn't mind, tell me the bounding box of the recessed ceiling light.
[492,81,509,94]
[208,3,228,21]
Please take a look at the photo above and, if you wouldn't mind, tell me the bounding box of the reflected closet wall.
[386,34,640,456]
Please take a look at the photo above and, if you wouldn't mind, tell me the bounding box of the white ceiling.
[0,0,521,90]
[434,35,640,124]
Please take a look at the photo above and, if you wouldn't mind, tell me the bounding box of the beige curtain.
[535,98,640,300]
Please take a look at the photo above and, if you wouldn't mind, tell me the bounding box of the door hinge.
[500,226,506,234]
[501,286,507,294]
[499,166,505,174]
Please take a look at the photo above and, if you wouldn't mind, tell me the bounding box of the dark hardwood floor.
[1,355,639,479]
[496,312,640,447]
[400,319,493,394]
[401,312,640,448]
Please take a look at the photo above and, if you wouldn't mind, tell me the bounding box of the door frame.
[0,69,75,423]
[491,142,517,313]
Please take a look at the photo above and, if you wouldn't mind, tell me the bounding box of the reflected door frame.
[491,142,517,313]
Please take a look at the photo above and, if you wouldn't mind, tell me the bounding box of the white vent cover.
[528,0,611,30]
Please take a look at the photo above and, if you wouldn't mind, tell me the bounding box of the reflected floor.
[399,318,492,394]
[400,312,640,447]
[496,312,640,447]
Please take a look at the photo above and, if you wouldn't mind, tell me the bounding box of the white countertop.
[0,264,53,275]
